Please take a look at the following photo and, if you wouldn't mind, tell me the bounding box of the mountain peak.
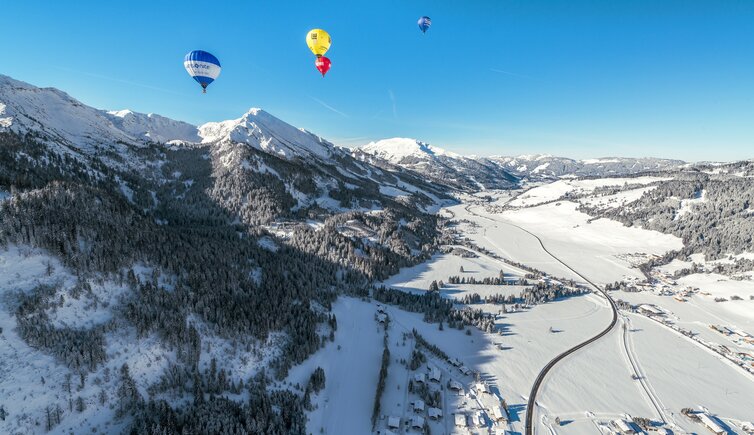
[198,108,333,160]
[361,137,460,163]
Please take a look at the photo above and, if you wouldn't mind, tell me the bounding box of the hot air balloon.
[418,16,431,34]
[306,29,331,57]
[184,50,221,93]
[315,56,331,77]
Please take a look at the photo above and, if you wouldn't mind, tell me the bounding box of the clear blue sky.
[3,0,753,161]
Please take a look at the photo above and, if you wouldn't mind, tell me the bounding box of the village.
[610,268,754,377]
[373,304,514,435]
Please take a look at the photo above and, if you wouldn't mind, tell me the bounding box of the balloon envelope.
[306,29,331,57]
[418,16,431,33]
[315,56,331,77]
[184,50,221,92]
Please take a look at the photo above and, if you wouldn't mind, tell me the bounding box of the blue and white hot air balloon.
[417,16,431,34]
[184,50,221,93]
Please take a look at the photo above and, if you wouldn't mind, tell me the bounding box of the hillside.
[0,74,450,433]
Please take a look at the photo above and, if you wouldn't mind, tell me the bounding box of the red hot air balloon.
[315,56,331,77]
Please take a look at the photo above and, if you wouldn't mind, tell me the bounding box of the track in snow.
[621,315,671,425]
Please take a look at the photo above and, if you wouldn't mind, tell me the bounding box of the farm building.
[376,312,388,323]
[492,405,508,422]
[414,373,426,384]
[475,382,491,394]
[448,358,462,367]
[449,380,464,391]
[454,414,467,427]
[412,400,425,413]
[387,416,400,429]
[638,304,664,316]
[698,413,725,434]
[428,407,443,420]
[411,416,425,429]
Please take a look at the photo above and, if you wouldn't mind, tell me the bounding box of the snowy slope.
[106,109,200,144]
[0,75,140,151]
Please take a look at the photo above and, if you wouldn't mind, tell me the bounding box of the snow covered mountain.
[359,138,517,191]
[487,154,685,179]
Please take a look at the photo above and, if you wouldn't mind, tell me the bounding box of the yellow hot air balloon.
[306,29,331,57]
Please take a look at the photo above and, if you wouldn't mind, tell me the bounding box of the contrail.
[489,68,532,79]
[53,67,186,96]
[308,95,348,117]
[388,89,397,118]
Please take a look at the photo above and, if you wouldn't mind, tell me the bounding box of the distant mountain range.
[357,138,686,190]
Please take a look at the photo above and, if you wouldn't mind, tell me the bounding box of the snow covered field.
[508,176,671,208]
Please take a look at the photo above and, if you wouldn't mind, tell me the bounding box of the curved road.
[462,204,619,435]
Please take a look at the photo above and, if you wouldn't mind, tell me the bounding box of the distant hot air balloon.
[315,56,331,77]
[418,16,431,34]
[184,50,221,93]
[306,29,331,57]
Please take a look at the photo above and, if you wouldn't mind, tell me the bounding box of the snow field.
[508,176,671,208]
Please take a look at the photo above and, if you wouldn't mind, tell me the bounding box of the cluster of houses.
[451,381,510,432]
[385,415,426,434]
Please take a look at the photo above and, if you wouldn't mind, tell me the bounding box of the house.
[413,373,426,384]
[428,366,442,382]
[449,380,464,391]
[460,366,472,375]
[412,400,425,413]
[612,419,638,434]
[492,405,508,422]
[387,416,400,429]
[698,413,725,435]
[454,414,467,427]
[411,416,425,429]
[428,407,443,420]
[472,411,486,427]
[376,312,388,323]
[740,421,754,434]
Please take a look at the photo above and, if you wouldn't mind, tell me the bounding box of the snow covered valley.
[290,187,754,435]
